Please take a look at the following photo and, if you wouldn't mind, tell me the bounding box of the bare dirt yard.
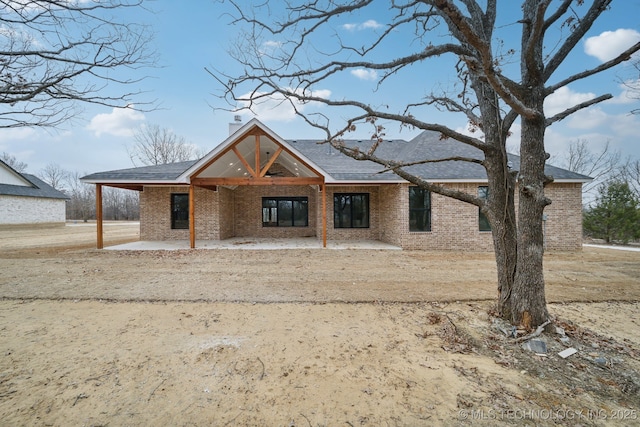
[0,223,639,426]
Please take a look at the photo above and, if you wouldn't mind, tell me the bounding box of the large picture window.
[334,193,369,228]
[409,187,431,232]
[171,193,189,230]
[478,186,491,232]
[262,197,308,227]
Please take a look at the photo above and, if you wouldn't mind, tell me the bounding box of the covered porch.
[93,121,331,249]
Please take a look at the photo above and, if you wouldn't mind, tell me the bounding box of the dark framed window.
[334,193,369,228]
[409,187,431,232]
[262,197,308,227]
[478,186,491,232]
[171,193,189,229]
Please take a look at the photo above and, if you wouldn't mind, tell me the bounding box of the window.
[334,193,369,228]
[409,187,431,232]
[262,197,308,227]
[478,186,491,231]
[171,193,189,229]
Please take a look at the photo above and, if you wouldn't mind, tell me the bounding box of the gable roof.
[0,160,69,200]
[0,159,34,187]
[81,119,591,185]
[178,118,326,183]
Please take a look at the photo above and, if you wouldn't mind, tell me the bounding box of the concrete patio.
[104,237,402,251]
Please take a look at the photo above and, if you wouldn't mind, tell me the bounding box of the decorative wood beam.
[259,147,283,177]
[189,184,195,249]
[321,183,327,248]
[255,133,260,177]
[232,146,256,177]
[191,176,323,186]
[96,184,103,249]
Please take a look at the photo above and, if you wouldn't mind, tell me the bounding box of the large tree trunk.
[511,114,551,329]
[509,0,552,330]
[472,78,519,319]
[484,149,518,319]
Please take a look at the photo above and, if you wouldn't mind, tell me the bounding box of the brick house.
[82,118,589,250]
[0,159,69,226]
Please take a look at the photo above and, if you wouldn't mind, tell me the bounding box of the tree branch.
[331,141,484,207]
[546,42,640,94]
[543,0,614,82]
[0,0,157,129]
[545,94,612,126]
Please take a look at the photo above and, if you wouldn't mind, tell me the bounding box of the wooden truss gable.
[94,121,328,249]
[189,124,325,187]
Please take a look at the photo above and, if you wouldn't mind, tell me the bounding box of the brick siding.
[140,186,220,241]
[378,183,494,251]
[0,195,66,225]
[139,180,583,251]
[541,183,583,251]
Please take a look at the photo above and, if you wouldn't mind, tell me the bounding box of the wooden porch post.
[321,183,327,248]
[96,184,103,249]
[189,184,195,249]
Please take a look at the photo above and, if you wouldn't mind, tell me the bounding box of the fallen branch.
[257,357,265,380]
[72,393,88,407]
[148,378,167,401]
[300,412,312,427]
[514,320,551,343]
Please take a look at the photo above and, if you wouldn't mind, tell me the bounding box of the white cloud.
[351,69,378,81]
[259,40,282,56]
[342,19,383,31]
[544,86,597,117]
[361,20,383,30]
[0,127,36,143]
[566,107,609,130]
[237,88,332,122]
[610,112,640,137]
[86,107,145,137]
[584,28,640,62]
[607,79,640,105]
[311,89,332,99]
[262,40,281,49]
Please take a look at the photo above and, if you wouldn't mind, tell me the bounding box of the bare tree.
[0,0,156,129]
[214,1,640,329]
[65,170,139,221]
[65,171,96,221]
[1,152,28,172]
[38,163,68,192]
[628,59,640,115]
[128,124,202,166]
[562,139,621,203]
[618,158,640,197]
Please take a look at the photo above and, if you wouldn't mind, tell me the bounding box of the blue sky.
[1,0,639,176]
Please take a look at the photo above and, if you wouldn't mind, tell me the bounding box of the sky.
[1,0,639,177]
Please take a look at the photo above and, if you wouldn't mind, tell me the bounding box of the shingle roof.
[0,173,69,200]
[290,130,591,181]
[81,160,198,182]
[80,130,591,183]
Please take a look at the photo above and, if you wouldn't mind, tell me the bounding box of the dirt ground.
[0,224,639,426]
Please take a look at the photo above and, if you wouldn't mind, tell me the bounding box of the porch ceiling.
[195,133,318,179]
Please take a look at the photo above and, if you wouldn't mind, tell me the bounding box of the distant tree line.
[561,141,640,245]
[38,163,140,222]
